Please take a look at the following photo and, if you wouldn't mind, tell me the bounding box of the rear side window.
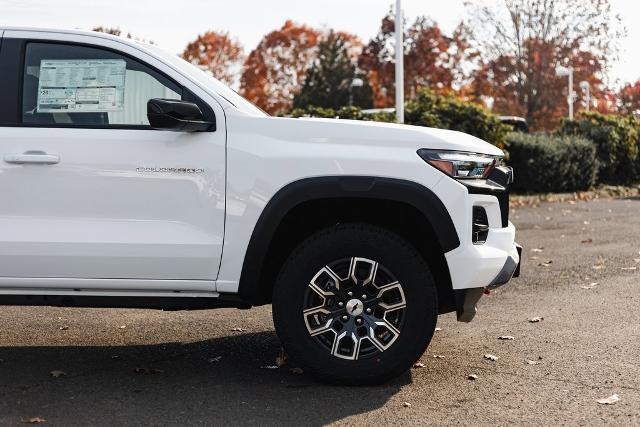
[22,42,182,127]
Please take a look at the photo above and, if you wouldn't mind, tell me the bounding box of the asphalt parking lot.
[1,197,639,426]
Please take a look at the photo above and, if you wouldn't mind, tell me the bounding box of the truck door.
[0,32,225,290]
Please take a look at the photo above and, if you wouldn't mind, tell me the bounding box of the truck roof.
[0,26,145,47]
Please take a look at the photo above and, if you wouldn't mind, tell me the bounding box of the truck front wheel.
[272,223,438,385]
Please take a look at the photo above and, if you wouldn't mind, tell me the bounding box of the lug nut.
[347,291,353,297]
[366,308,372,314]
[356,318,363,325]
[341,315,349,321]
[338,301,344,308]
[361,294,367,299]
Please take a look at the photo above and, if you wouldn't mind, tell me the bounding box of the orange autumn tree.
[470,42,606,129]
[465,0,624,130]
[182,31,244,87]
[240,21,320,115]
[619,81,640,117]
[358,13,475,108]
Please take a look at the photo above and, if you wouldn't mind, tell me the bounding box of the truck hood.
[261,117,504,157]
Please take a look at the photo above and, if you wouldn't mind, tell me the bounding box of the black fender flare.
[237,176,460,303]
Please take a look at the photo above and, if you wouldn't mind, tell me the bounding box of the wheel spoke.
[331,331,361,360]
[376,281,406,311]
[368,319,401,350]
[349,257,378,286]
[309,266,341,296]
[303,307,334,336]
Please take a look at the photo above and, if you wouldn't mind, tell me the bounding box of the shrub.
[405,89,510,148]
[290,106,338,119]
[506,132,597,193]
[559,112,639,185]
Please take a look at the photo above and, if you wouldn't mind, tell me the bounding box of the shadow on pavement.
[0,331,409,425]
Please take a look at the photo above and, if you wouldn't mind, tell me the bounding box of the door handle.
[4,151,60,165]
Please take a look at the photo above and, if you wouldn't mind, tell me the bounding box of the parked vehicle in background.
[0,27,521,384]
[499,116,529,133]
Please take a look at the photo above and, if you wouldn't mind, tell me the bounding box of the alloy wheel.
[302,257,407,360]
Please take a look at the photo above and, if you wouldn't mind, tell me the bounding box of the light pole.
[349,77,364,107]
[580,80,590,112]
[395,0,404,124]
[556,65,574,119]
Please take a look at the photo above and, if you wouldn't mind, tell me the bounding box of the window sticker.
[36,59,126,113]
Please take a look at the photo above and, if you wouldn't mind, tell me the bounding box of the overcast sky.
[1,0,638,85]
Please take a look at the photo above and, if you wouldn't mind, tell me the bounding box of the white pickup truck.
[0,27,521,384]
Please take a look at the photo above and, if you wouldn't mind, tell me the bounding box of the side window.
[22,42,182,127]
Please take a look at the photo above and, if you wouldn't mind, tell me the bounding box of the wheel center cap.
[346,298,364,316]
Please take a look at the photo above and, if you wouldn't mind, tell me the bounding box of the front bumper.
[489,243,522,288]
[431,166,522,322]
[455,243,521,322]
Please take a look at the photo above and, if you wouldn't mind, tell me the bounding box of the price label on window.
[36,59,126,113]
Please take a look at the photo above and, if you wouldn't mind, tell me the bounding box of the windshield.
[144,43,268,117]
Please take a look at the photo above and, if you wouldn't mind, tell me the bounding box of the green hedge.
[559,113,639,185]
[405,89,509,148]
[507,132,597,193]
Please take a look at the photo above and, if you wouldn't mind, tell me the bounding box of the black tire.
[272,223,438,385]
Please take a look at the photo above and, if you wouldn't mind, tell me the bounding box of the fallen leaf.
[581,282,599,290]
[526,360,541,365]
[528,317,544,323]
[289,367,304,375]
[49,370,66,378]
[21,417,46,424]
[435,327,442,332]
[498,335,515,340]
[581,238,593,244]
[231,327,247,332]
[58,326,68,331]
[484,354,499,361]
[531,248,544,253]
[433,354,445,359]
[118,325,126,329]
[207,356,222,364]
[275,348,288,367]
[597,394,620,405]
[133,367,165,375]
[413,362,426,369]
[402,402,412,408]
[538,261,553,267]
[467,374,478,380]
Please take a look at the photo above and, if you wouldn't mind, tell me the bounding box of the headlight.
[417,149,501,179]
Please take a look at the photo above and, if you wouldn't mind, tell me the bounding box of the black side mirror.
[147,98,215,132]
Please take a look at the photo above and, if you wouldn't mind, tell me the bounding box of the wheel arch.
[237,176,460,310]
